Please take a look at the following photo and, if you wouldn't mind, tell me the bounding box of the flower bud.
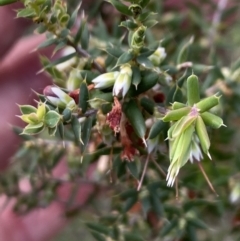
[148,47,167,66]
[113,64,132,97]
[130,26,146,50]
[44,86,76,110]
[92,72,119,89]
[200,112,226,129]
[196,94,221,113]
[195,116,211,159]
[66,69,83,91]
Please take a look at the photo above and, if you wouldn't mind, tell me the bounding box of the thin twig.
[152,158,167,178]
[197,162,218,196]
[137,155,150,191]
[175,177,179,200]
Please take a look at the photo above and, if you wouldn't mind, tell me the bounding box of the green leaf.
[132,66,141,90]
[18,105,37,115]
[62,108,72,123]
[115,51,134,67]
[123,99,146,142]
[138,11,157,22]
[90,231,106,241]
[38,37,59,49]
[165,70,188,105]
[0,0,17,5]
[150,192,163,216]
[71,115,83,144]
[119,188,138,199]
[86,222,110,235]
[41,53,76,69]
[139,0,151,8]
[60,14,70,25]
[35,24,47,34]
[148,120,167,139]
[120,20,138,30]
[57,122,64,140]
[122,196,138,212]
[142,19,158,28]
[44,111,61,128]
[138,41,159,57]
[105,45,124,58]
[140,97,154,115]
[177,36,194,65]
[136,55,154,69]
[80,116,94,153]
[160,219,178,237]
[81,22,89,49]
[78,81,89,113]
[124,233,144,241]
[126,161,139,179]
[107,0,132,16]
[52,41,67,56]
[128,70,159,96]
[17,8,36,18]
[74,18,87,45]
[21,123,45,135]
[67,3,81,29]
[48,126,58,136]
[187,218,208,229]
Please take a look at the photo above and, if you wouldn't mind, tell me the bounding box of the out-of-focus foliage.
[1,0,240,240]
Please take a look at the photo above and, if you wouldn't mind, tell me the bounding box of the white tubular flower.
[113,64,132,98]
[189,134,203,163]
[148,47,167,66]
[45,86,76,110]
[92,71,119,89]
[166,124,204,187]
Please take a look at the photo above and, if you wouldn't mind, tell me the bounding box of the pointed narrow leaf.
[48,126,58,136]
[81,22,89,49]
[71,115,82,144]
[128,70,159,96]
[177,36,194,65]
[58,122,64,141]
[148,120,166,139]
[90,231,106,241]
[78,82,89,113]
[142,19,158,28]
[19,105,37,115]
[42,53,76,69]
[74,18,87,45]
[139,0,151,8]
[105,45,124,58]
[122,196,138,212]
[80,116,94,153]
[115,51,134,67]
[132,66,141,89]
[17,8,36,18]
[120,20,138,30]
[38,38,59,49]
[126,161,139,179]
[67,3,81,29]
[107,0,132,16]
[124,233,144,241]
[123,100,146,141]
[86,222,110,235]
[136,55,154,69]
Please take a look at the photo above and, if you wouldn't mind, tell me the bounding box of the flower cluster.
[163,74,225,186]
